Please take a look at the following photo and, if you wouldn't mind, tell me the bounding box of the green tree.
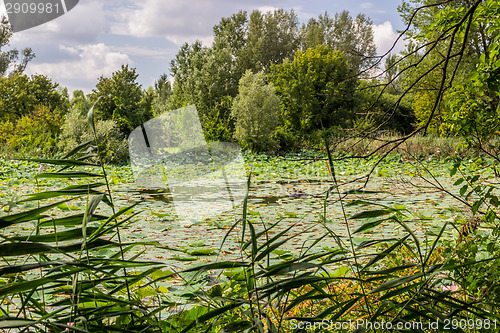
[0,74,65,121]
[90,65,151,135]
[384,53,402,94]
[269,45,358,143]
[154,74,172,104]
[151,74,173,116]
[170,9,302,142]
[170,43,236,141]
[241,9,300,73]
[300,11,377,73]
[70,89,89,112]
[171,8,379,144]
[439,0,500,145]
[231,70,281,152]
[0,105,63,156]
[58,105,128,163]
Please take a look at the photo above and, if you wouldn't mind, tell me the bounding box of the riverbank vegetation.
[0,0,499,332]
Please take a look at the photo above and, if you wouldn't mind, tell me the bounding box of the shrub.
[59,106,128,163]
[0,105,63,157]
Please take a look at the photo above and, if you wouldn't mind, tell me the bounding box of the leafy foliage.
[301,10,377,73]
[0,104,171,331]
[0,105,63,156]
[0,74,66,122]
[397,0,499,134]
[269,45,358,144]
[90,65,152,136]
[170,43,236,142]
[58,106,128,164]
[231,70,281,152]
[170,8,377,143]
[0,74,67,157]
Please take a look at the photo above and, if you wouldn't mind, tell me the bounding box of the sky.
[1,0,408,95]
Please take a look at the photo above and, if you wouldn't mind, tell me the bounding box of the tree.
[90,65,151,136]
[0,74,65,121]
[170,43,237,141]
[70,89,89,113]
[269,45,358,143]
[241,9,300,73]
[1,105,63,156]
[154,74,172,104]
[231,70,281,152]
[58,105,128,163]
[300,11,377,73]
[384,53,402,94]
[170,8,376,143]
[0,74,66,156]
[0,16,35,76]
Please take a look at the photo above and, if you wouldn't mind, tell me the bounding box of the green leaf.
[38,214,107,228]
[363,235,410,270]
[354,216,395,234]
[20,185,105,202]
[20,158,98,167]
[460,185,468,196]
[11,227,101,243]
[181,301,247,333]
[369,272,425,294]
[0,319,38,329]
[182,261,248,273]
[0,261,64,275]
[331,266,351,277]
[88,96,102,135]
[0,242,54,256]
[0,268,85,297]
[35,172,103,179]
[260,262,321,277]
[185,248,217,256]
[471,200,481,214]
[62,140,93,159]
[0,200,71,229]
[350,209,394,219]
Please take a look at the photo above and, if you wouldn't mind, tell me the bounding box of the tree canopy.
[169,8,377,145]
[90,65,152,136]
[269,45,358,143]
[231,70,281,152]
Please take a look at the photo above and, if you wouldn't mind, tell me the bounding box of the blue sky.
[2,0,407,95]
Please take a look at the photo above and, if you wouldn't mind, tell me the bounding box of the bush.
[231,70,281,152]
[0,105,63,157]
[59,107,128,163]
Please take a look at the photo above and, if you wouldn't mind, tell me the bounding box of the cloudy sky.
[1,0,407,95]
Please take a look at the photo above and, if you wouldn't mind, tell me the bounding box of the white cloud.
[26,43,133,93]
[258,6,279,13]
[111,0,229,45]
[111,45,177,61]
[111,0,297,46]
[372,21,406,56]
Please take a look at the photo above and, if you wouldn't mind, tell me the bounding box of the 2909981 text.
[5,2,61,14]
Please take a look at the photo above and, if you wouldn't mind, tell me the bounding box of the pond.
[0,154,495,273]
